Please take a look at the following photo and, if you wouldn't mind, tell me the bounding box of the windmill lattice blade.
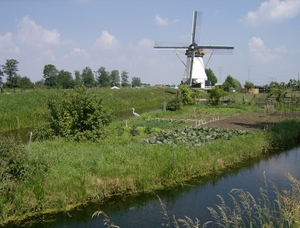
[203,49,234,55]
[197,45,234,50]
[194,11,202,45]
[154,41,189,49]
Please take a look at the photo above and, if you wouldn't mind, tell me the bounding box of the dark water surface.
[17,146,300,228]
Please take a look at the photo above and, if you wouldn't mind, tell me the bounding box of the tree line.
[1,58,299,93]
[0,59,144,91]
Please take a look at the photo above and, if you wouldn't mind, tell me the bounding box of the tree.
[97,67,110,87]
[2,59,19,89]
[109,70,120,87]
[233,78,242,88]
[19,76,33,90]
[58,70,74,89]
[35,79,45,88]
[0,66,4,92]
[121,71,130,87]
[43,64,58,88]
[222,75,241,91]
[132,77,142,87]
[244,81,254,93]
[205,68,218,86]
[287,79,299,90]
[81,67,95,88]
[74,70,82,86]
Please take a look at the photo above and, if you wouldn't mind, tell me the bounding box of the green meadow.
[1,87,300,226]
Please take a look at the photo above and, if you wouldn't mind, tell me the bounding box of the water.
[19,146,300,228]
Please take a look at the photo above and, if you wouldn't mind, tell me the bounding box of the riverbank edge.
[2,121,300,227]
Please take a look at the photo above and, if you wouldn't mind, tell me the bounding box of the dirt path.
[203,110,300,132]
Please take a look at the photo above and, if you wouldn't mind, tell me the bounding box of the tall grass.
[207,172,300,228]
[0,87,175,132]
[0,126,272,224]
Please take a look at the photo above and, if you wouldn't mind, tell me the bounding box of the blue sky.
[0,0,299,86]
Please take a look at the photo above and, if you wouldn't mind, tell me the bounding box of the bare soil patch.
[203,110,300,133]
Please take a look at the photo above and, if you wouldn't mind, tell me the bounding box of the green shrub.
[0,136,28,205]
[144,125,153,135]
[34,86,112,142]
[209,87,225,105]
[0,136,28,182]
[130,125,139,136]
[166,98,182,111]
[178,84,194,105]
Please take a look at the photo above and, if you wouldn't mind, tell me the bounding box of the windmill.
[154,11,234,88]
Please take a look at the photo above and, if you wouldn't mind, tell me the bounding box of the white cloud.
[248,37,281,63]
[155,15,169,26]
[63,47,90,59]
[138,38,154,49]
[41,49,56,61]
[93,30,120,50]
[244,0,300,26]
[0,32,20,53]
[17,15,61,47]
[32,49,56,64]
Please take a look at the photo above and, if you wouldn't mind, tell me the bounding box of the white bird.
[131,108,140,117]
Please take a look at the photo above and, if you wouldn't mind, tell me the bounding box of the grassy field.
[0,87,177,132]
[2,104,300,226]
[1,88,300,226]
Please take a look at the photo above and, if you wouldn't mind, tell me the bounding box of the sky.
[0,0,300,86]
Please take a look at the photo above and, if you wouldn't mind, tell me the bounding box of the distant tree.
[244,81,254,93]
[287,79,300,90]
[97,67,110,87]
[233,78,242,88]
[132,77,142,87]
[222,75,241,91]
[58,70,74,89]
[74,70,82,86]
[109,70,120,87]
[81,67,95,88]
[268,81,286,89]
[35,79,45,88]
[2,59,19,89]
[43,64,58,88]
[11,75,22,90]
[121,70,130,87]
[19,76,33,90]
[0,66,4,92]
[222,75,234,91]
[268,87,287,107]
[205,68,218,86]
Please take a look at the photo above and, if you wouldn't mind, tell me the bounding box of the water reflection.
[12,146,300,228]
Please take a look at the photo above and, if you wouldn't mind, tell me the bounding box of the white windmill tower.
[154,11,234,88]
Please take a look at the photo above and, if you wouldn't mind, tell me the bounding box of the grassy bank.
[0,87,176,132]
[1,103,300,226]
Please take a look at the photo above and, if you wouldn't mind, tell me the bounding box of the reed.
[207,172,300,227]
